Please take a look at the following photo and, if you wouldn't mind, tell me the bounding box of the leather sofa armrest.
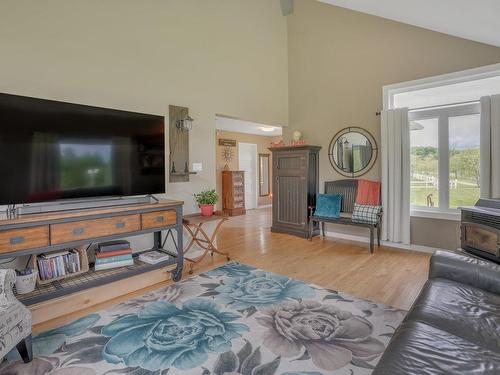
[429,250,500,295]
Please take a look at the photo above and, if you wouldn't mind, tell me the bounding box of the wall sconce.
[176,115,194,131]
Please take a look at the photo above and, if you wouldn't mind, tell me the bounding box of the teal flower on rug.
[215,271,315,310]
[205,262,255,277]
[101,298,249,371]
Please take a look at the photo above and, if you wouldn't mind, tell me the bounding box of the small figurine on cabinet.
[291,130,306,146]
[270,139,285,147]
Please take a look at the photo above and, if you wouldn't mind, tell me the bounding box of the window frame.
[383,63,500,111]
[408,103,480,218]
[383,63,500,221]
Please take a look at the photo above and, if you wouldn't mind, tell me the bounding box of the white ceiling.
[215,116,282,137]
[318,0,500,47]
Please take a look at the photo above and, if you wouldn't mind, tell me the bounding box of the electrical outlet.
[192,163,203,172]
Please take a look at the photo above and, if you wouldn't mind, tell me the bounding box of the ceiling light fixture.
[260,127,276,132]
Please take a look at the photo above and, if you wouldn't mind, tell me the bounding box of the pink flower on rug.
[256,300,385,371]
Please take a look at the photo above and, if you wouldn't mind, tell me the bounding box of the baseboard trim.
[324,230,442,254]
[257,204,272,209]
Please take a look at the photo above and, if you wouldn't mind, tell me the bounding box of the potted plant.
[194,189,218,216]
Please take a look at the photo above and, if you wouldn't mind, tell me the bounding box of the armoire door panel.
[276,154,305,171]
[270,146,321,238]
[276,175,306,228]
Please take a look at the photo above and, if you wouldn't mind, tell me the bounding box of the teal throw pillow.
[314,194,342,218]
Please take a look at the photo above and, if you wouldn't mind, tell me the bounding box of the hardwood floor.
[33,207,431,333]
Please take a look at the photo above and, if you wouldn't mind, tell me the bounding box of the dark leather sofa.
[373,250,500,375]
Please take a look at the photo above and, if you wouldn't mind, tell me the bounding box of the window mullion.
[438,115,449,209]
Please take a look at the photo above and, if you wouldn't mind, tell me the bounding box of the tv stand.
[15,195,159,216]
[0,199,184,307]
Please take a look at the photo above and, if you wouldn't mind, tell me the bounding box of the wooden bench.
[309,179,381,253]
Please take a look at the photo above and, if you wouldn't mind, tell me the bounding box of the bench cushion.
[314,193,342,218]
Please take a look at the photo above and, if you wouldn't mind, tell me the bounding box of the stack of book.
[95,240,134,271]
[38,249,81,281]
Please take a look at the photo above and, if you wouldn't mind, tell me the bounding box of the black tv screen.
[0,93,165,205]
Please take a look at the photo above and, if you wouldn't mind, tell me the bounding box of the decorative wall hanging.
[218,139,237,147]
[169,105,196,182]
[221,146,234,171]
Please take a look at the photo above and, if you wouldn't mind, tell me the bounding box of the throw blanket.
[356,179,381,205]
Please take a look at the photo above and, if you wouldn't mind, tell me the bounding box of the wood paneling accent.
[141,210,177,230]
[32,208,430,333]
[0,226,49,254]
[50,214,141,245]
[222,170,246,216]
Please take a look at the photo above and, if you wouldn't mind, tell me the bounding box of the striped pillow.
[352,203,382,224]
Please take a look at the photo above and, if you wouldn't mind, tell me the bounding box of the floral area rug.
[1,262,405,375]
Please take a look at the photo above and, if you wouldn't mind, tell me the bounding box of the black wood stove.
[460,199,500,263]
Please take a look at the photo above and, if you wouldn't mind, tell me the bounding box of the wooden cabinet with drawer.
[50,214,141,245]
[142,210,177,230]
[0,226,49,254]
[222,170,246,216]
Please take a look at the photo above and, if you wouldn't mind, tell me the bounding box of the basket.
[31,246,89,285]
[15,270,38,294]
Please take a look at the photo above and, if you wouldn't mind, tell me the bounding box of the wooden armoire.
[270,145,321,238]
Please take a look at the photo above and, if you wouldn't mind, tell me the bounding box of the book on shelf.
[98,240,131,253]
[43,250,70,258]
[138,251,170,265]
[37,249,82,281]
[95,254,133,265]
[94,259,134,271]
[95,248,132,258]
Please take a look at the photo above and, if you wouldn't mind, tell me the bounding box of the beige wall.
[0,0,288,215]
[216,130,278,207]
[286,0,500,249]
[2,0,500,252]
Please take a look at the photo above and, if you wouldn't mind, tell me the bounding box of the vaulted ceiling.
[318,0,500,47]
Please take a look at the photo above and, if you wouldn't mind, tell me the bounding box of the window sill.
[410,209,461,221]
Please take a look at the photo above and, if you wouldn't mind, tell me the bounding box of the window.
[384,63,500,218]
[409,103,480,211]
[410,117,439,208]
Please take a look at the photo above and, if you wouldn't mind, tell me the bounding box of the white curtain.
[381,108,411,244]
[480,95,500,199]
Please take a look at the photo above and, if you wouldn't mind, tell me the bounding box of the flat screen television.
[0,93,165,206]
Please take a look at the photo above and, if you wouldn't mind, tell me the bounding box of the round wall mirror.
[328,127,378,177]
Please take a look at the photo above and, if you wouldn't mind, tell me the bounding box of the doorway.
[215,115,282,212]
[238,142,258,210]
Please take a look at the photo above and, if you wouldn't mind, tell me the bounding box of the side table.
[183,211,230,274]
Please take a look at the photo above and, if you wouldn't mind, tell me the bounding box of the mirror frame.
[259,153,270,197]
[328,126,378,178]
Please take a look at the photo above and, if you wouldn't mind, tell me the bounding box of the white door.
[238,142,258,209]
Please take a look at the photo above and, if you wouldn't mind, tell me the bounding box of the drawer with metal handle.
[50,214,141,245]
[141,210,177,229]
[0,226,49,254]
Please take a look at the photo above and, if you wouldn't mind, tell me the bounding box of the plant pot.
[15,270,38,294]
[200,204,214,217]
